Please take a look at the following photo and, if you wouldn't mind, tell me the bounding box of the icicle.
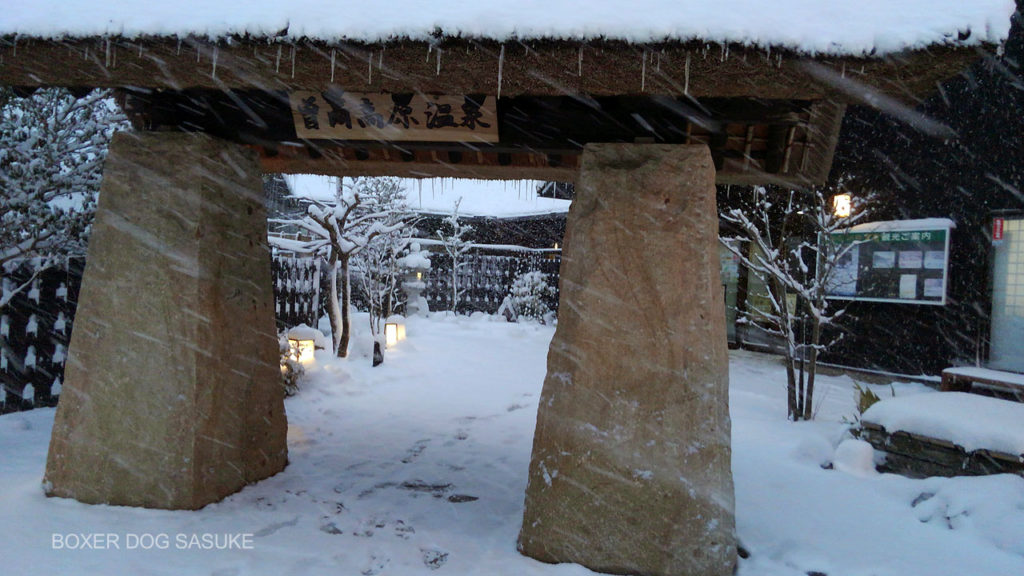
[577,45,583,76]
[138,44,143,58]
[23,383,34,405]
[177,37,182,56]
[53,344,65,365]
[52,377,62,397]
[777,53,782,68]
[497,44,505,100]
[368,51,373,84]
[426,43,432,63]
[330,49,336,83]
[641,49,647,92]
[436,47,442,76]
[26,314,38,337]
[291,45,296,79]
[275,44,282,73]
[684,52,690,95]
[196,43,201,63]
[25,346,36,370]
[212,46,219,78]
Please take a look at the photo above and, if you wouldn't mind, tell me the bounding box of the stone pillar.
[44,132,288,510]
[519,144,735,576]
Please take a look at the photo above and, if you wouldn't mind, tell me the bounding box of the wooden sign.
[289,91,498,142]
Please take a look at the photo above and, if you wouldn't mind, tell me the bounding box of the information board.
[825,219,954,305]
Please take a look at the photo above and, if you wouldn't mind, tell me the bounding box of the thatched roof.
[2,0,1013,55]
[1,2,1013,187]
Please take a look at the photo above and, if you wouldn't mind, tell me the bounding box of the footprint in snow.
[253,516,299,537]
[421,548,449,570]
[393,520,416,539]
[402,439,430,463]
[361,555,390,576]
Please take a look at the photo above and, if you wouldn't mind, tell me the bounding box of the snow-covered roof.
[284,175,571,218]
[848,218,957,233]
[3,1,1016,56]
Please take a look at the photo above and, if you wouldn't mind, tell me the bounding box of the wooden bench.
[858,392,1024,479]
[857,422,1024,479]
[940,367,1024,402]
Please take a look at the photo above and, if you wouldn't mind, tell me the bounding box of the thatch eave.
[0,35,989,103]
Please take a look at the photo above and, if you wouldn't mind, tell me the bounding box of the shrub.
[507,270,556,323]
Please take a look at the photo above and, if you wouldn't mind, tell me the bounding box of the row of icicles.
[0,35,872,96]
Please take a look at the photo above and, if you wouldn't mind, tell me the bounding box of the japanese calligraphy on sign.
[289,91,498,142]
[825,219,954,306]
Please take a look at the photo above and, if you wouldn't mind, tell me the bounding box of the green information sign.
[825,220,953,305]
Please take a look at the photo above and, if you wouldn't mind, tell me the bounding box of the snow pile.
[1,322,1023,575]
[2,1,1015,56]
[862,392,1024,455]
[285,324,328,348]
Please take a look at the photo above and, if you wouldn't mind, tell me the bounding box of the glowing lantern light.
[285,324,322,364]
[288,337,315,363]
[832,194,852,218]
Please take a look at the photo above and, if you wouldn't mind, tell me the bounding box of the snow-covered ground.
[1,314,1023,576]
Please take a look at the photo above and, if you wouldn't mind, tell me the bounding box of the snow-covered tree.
[270,177,412,357]
[435,199,474,314]
[506,270,556,323]
[353,194,417,348]
[0,88,127,309]
[720,185,870,421]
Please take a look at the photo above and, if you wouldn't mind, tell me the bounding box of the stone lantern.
[398,242,431,317]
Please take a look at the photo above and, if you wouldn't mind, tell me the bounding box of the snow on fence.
[0,258,84,413]
[272,254,322,331]
[0,249,554,412]
[0,254,321,413]
[423,248,560,315]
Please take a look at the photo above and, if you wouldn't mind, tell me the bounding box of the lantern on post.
[384,314,407,348]
[286,324,324,364]
[398,242,432,317]
[832,193,852,218]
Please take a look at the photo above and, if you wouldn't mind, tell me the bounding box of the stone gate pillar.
[44,132,288,510]
[519,144,735,575]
